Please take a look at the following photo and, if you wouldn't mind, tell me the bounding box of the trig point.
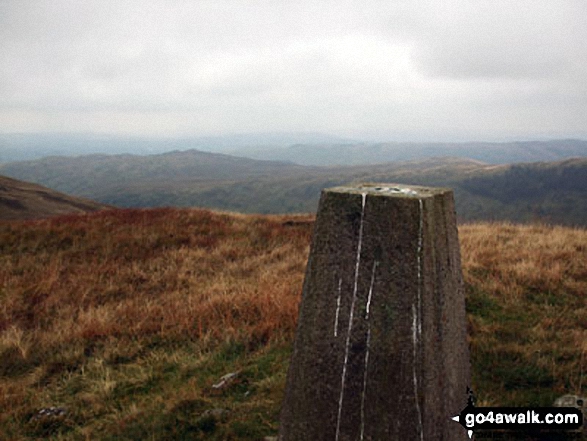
[279,184,470,441]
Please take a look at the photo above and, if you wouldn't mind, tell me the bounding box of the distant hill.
[0,175,110,221]
[83,157,483,213]
[228,139,587,166]
[0,149,310,197]
[1,151,585,226]
[0,132,353,163]
[459,158,587,225]
[119,157,583,225]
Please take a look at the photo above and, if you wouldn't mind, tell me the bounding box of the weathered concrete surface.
[279,184,470,441]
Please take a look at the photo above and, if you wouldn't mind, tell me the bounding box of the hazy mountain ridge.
[229,139,587,166]
[0,175,111,220]
[0,132,353,163]
[1,133,586,165]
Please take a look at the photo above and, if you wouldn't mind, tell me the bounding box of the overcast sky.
[1,0,586,141]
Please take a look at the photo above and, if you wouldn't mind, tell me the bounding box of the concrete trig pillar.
[279,184,470,441]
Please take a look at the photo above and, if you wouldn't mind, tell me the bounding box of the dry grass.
[0,208,310,346]
[0,209,585,439]
[461,222,586,303]
[460,222,587,408]
[0,208,312,439]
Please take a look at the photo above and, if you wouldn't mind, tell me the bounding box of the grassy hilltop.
[0,208,586,439]
[0,175,110,221]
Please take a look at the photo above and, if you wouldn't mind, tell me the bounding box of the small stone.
[212,371,240,389]
[554,394,587,431]
[201,408,228,419]
[554,394,587,409]
[30,406,68,422]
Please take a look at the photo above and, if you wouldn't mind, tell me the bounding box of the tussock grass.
[0,209,585,439]
[461,222,587,411]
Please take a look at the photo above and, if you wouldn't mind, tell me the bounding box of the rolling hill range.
[0,151,585,226]
[0,149,308,192]
[2,133,586,165]
[137,157,584,225]
[0,175,110,221]
[228,139,587,166]
[0,132,352,163]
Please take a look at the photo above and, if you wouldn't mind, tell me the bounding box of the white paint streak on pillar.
[360,260,378,441]
[335,192,367,441]
[334,277,342,337]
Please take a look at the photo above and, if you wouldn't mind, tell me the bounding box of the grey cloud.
[404,1,587,80]
[0,0,586,140]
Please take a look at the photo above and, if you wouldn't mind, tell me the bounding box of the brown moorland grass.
[461,222,587,409]
[1,208,309,345]
[0,208,585,439]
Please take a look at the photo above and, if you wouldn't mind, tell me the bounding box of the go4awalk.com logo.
[450,388,584,438]
[452,404,583,439]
